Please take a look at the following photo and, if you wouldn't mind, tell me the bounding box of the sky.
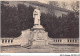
[8,0,78,11]
[38,0,78,4]
[38,0,78,10]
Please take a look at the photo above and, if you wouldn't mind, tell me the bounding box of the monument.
[28,6,48,48]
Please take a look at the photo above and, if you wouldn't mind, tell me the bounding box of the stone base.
[31,40,48,49]
[33,25,44,29]
[29,26,48,49]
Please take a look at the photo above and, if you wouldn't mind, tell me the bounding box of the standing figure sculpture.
[33,6,41,25]
[28,6,48,49]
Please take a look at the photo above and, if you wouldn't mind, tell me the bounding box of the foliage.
[1,3,79,38]
[1,3,34,37]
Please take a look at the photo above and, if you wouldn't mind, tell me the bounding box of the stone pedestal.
[29,25,48,48]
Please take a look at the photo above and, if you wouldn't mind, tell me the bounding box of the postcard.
[0,0,79,53]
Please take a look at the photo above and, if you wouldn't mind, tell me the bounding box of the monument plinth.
[32,25,44,30]
[29,7,48,48]
[30,28,48,48]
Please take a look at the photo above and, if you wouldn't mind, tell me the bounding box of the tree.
[71,1,79,14]
[61,2,67,8]
[1,2,79,38]
[49,1,59,7]
[1,3,20,37]
[1,3,34,37]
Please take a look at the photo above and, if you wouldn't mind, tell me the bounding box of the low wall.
[48,38,79,45]
[0,29,79,46]
[0,29,30,46]
[1,37,79,46]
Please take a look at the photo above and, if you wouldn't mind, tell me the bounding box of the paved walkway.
[1,45,79,53]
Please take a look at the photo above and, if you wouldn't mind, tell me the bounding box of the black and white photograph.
[0,0,79,53]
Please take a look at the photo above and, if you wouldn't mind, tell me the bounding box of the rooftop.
[26,1,73,12]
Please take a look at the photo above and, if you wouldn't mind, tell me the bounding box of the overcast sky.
[8,0,78,11]
[38,0,78,10]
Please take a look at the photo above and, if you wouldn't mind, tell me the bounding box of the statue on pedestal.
[28,6,48,48]
[33,6,41,26]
